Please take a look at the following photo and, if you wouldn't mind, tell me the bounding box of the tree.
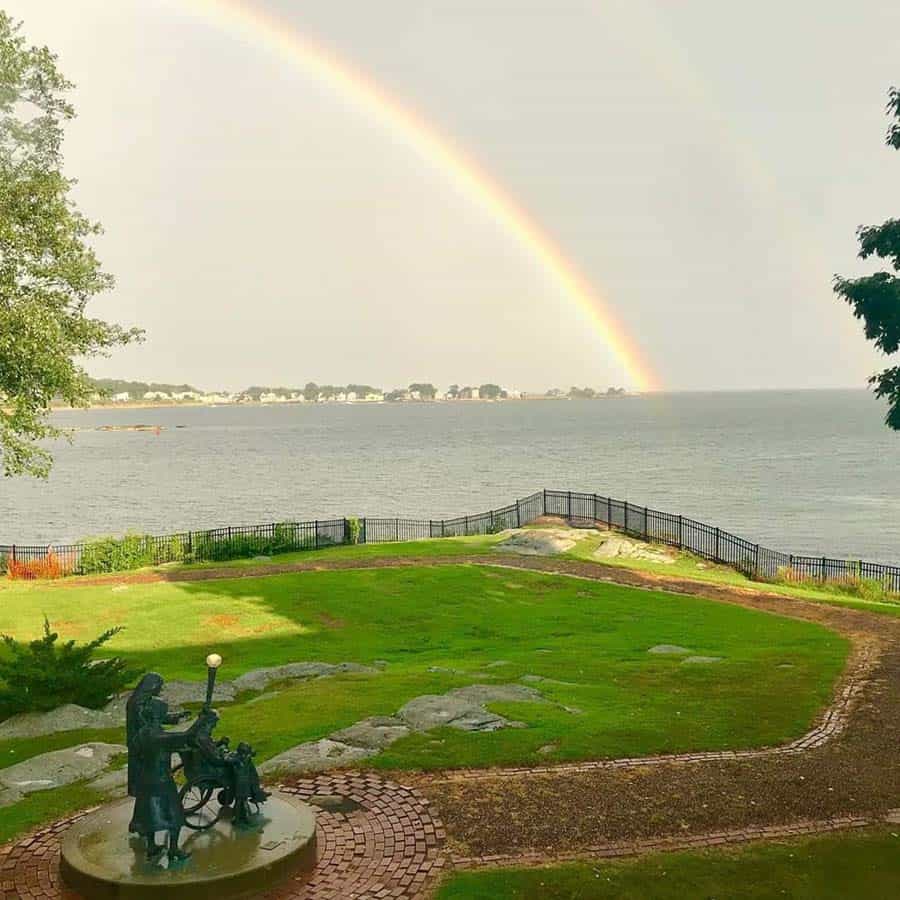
[478,383,503,400]
[0,13,141,476]
[834,87,900,429]
[409,382,436,400]
[447,384,460,399]
[302,382,320,402]
[569,386,596,400]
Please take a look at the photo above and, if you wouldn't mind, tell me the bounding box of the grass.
[0,565,847,769]
[561,529,900,618]
[0,780,105,845]
[435,827,900,898]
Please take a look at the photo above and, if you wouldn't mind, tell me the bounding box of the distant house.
[172,391,202,401]
[335,392,347,402]
[363,392,383,402]
[111,391,130,402]
[143,391,170,401]
[200,393,233,404]
[346,391,357,402]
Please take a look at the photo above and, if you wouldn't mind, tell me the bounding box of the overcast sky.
[5,1,899,392]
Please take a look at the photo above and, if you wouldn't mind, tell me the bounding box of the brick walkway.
[0,775,446,900]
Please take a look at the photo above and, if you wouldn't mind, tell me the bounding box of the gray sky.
[5,0,899,391]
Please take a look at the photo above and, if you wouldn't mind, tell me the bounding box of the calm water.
[3,391,899,563]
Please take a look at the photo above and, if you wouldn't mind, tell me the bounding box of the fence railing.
[2,488,898,592]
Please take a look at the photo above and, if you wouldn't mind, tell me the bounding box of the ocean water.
[2,390,899,563]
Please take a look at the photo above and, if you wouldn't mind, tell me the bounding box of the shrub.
[79,534,155,574]
[190,524,307,562]
[345,517,362,545]
[0,618,136,717]
[6,551,68,580]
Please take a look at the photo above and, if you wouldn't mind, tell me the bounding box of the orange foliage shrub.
[6,552,68,580]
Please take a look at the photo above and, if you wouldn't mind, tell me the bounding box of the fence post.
[607,496,612,530]
[714,527,720,562]
[624,502,629,533]
[314,520,319,549]
[593,494,598,523]
[361,518,367,544]
[644,506,649,541]
[490,509,495,530]
[677,515,683,549]
[567,490,572,519]
[821,555,826,582]
[186,531,192,559]
[441,519,446,538]
[542,489,547,515]
[515,499,521,527]
[395,518,400,541]
[11,544,16,564]
[465,514,469,535]
[754,543,760,578]
[227,526,232,541]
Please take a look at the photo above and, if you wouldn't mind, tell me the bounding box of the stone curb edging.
[450,807,900,871]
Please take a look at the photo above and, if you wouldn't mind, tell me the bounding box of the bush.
[776,567,898,603]
[345,517,362,545]
[190,524,308,562]
[0,618,136,717]
[79,534,155,574]
[6,551,68,580]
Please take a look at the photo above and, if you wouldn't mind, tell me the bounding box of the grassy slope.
[436,828,900,899]
[0,560,848,844]
[0,566,846,768]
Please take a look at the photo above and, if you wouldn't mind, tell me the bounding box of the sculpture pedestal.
[60,792,316,899]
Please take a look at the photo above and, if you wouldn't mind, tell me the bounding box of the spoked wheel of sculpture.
[180,776,223,830]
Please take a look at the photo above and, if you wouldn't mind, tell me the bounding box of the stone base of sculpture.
[60,792,316,899]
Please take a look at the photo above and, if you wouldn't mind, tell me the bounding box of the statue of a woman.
[126,673,204,862]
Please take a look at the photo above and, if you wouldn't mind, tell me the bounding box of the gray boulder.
[259,739,376,775]
[398,684,541,733]
[159,679,237,706]
[647,644,692,655]
[330,716,410,750]
[0,742,126,807]
[232,661,376,694]
[0,700,126,740]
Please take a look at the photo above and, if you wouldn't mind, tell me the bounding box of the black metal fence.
[2,488,899,592]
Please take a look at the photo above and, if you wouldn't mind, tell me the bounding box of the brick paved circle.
[0,774,446,900]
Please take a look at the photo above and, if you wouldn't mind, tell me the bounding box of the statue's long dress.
[129,724,191,836]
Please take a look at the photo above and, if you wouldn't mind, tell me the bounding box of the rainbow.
[173,0,661,391]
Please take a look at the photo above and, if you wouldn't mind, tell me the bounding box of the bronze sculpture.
[125,656,269,864]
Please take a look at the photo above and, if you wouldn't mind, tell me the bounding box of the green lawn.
[436,827,900,898]
[0,563,847,843]
[0,565,846,767]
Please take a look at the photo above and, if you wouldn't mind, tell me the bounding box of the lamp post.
[204,653,223,710]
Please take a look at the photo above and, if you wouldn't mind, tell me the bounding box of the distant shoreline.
[52,394,638,412]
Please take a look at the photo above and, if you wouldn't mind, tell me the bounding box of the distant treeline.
[90,379,200,397]
[85,378,630,403]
